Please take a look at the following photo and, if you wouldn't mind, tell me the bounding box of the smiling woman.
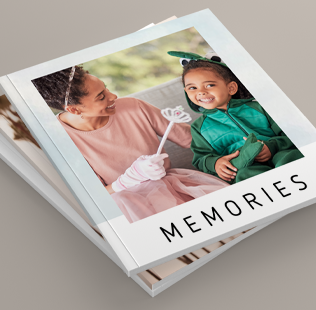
[59,75,117,132]
[32,65,230,223]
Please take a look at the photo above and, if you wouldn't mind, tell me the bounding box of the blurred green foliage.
[83,28,212,97]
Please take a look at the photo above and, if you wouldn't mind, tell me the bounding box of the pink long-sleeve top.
[57,97,192,186]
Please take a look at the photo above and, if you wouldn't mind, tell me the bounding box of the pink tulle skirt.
[111,168,229,223]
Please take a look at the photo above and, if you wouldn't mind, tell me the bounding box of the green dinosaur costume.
[168,51,304,184]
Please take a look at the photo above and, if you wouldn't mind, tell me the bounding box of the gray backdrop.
[1,0,316,309]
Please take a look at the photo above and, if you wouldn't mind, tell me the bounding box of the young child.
[168,51,303,184]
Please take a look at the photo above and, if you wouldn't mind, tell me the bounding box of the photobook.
[0,19,276,296]
[1,9,315,276]
[0,19,278,297]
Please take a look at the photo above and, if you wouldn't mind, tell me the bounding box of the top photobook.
[1,9,316,276]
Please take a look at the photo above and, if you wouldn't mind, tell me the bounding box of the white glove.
[112,153,168,192]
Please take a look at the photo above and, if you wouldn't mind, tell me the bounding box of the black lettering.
[160,223,183,243]
[201,208,224,226]
[243,193,263,210]
[290,175,307,191]
[261,187,273,202]
[225,200,242,216]
[183,216,202,233]
[273,181,291,197]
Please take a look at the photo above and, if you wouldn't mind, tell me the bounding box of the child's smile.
[184,68,237,110]
[198,97,215,104]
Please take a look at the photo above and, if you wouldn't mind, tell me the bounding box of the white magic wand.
[156,106,192,155]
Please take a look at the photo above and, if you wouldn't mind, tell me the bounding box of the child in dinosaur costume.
[168,51,303,184]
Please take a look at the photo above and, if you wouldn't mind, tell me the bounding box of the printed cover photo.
[2,9,316,275]
[30,26,304,224]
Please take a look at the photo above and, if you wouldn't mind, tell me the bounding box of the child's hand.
[255,144,271,162]
[215,151,239,182]
[243,136,272,162]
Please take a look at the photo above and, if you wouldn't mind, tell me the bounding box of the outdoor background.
[83,27,212,97]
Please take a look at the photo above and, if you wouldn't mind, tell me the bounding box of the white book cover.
[0,19,276,296]
[1,9,315,276]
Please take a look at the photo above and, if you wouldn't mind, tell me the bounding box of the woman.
[33,66,233,223]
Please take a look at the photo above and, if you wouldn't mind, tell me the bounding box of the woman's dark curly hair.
[32,65,89,110]
[182,60,253,99]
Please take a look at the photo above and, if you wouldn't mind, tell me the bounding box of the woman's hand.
[134,154,168,180]
[111,154,168,192]
[255,144,272,162]
[215,151,239,182]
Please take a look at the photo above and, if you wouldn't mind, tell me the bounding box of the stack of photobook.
[0,10,315,297]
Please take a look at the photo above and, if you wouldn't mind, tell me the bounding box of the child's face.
[184,69,237,110]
